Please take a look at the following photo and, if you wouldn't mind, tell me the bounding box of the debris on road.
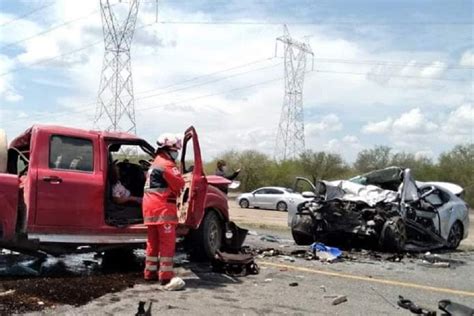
[311,242,342,263]
[398,295,436,315]
[280,255,296,262]
[0,290,15,297]
[163,277,185,291]
[331,295,348,305]
[260,235,280,243]
[289,282,299,287]
[438,299,474,315]
[213,250,259,276]
[135,300,153,316]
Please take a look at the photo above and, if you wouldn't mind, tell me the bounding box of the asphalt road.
[22,220,474,315]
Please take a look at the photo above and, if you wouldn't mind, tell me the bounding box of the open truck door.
[177,126,208,229]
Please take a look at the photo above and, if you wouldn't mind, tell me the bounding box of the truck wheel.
[0,129,7,173]
[189,210,223,261]
[291,228,314,245]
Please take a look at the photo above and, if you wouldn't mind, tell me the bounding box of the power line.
[314,69,470,82]
[0,8,102,51]
[136,61,281,100]
[3,57,280,124]
[0,23,155,77]
[0,3,55,28]
[313,57,474,70]
[158,20,473,26]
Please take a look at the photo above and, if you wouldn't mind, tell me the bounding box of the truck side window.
[49,135,93,172]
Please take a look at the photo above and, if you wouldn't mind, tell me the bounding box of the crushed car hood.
[324,180,398,206]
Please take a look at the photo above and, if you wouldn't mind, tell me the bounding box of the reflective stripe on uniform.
[145,265,158,271]
[146,256,159,262]
[145,187,167,193]
[144,215,178,223]
[160,265,174,272]
[160,256,173,263]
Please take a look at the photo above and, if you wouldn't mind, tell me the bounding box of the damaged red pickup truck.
[0,125,245,260]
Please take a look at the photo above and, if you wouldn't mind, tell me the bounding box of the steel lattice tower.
[94,0,139,133]
[274,25,313,160]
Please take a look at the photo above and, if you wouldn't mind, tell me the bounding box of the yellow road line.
[259,261,474,297]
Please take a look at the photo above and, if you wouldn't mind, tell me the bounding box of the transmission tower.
[94,0,140,134]
[274,25,314,160]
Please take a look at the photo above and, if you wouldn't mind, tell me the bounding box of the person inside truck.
[110,163,142,205]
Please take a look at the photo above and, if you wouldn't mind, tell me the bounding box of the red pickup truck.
[0,125,245,260]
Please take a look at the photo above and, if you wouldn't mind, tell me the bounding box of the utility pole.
[274,25,314,161]
[94,0,140,134]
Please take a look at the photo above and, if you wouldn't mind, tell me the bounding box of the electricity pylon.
[274,25,314,160]
[94,0,139,134]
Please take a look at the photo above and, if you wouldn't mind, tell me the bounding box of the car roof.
[255,186,289,191]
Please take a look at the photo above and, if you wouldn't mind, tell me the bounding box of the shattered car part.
[290,167,469,251]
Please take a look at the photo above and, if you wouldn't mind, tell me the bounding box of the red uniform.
[142,153,184,281]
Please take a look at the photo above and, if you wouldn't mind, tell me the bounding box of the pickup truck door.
[35,131,103,228]
[177,126,207,229]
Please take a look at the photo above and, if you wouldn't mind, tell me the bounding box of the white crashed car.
[290,167,469,251]
[237,186,313,212]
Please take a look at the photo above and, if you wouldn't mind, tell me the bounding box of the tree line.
[203,144,474,206]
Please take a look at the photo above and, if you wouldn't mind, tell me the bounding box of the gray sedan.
[237,187,312,212]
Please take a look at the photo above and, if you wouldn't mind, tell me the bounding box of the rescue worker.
[142,134,185,284]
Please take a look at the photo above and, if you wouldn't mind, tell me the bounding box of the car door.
[35,131,103,228]
[177,126,207,229]
[250,189,266,207]
[267,188,285,209]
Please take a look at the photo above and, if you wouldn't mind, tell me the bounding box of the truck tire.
[0,129,7,173]
[188,210,223,261]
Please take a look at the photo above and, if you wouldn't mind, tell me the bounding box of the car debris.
[260,235,280,243]
[163,277,186,291]
[290,167,470,252]
[135,301,153,316]
[0,290,16,297]
[311,242,342,263]
[331,295,348,305]
[212,250,260,277]
[438,299,474,316]
[398,295,436,315]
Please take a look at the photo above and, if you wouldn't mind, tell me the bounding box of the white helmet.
[156,133,182,150]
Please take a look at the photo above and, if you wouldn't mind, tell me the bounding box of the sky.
[0,0,472,162]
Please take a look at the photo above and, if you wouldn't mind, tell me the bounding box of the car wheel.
[0,129,7,173]
[188,210,223,261]
[239,199,249,209]
[276,201,287,212]
[291,228,314,245]
[447,221,463,249]
[380,216,406,252]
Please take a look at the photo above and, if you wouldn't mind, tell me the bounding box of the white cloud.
[0,54,22,102]
[392,108,437,134]
[362,117,393,134]
[442,103,474,142]
[460,51,474,67]
[0,1,471,162]
[305,114,342,137]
